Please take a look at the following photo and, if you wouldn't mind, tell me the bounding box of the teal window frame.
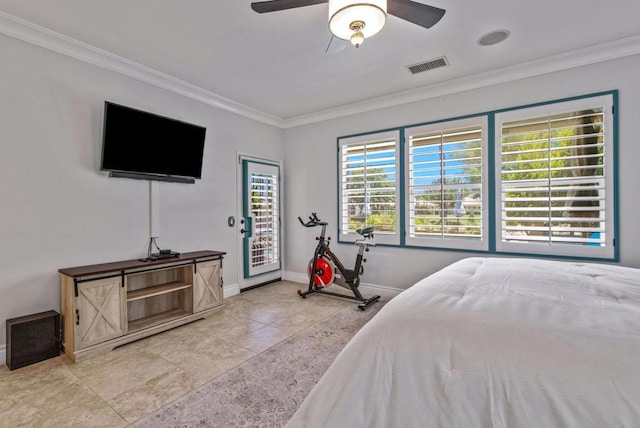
[338,130,401,246]
[404,116,489,251]
[336,90,619,262]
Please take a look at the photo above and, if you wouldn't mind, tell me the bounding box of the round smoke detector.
[478,29,510,46]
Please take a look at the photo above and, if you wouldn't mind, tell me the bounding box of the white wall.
[0,34,284,348]
[3,29,639,355]
[283,54,640,290]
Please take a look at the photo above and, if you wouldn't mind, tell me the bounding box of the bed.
[286,257,640,427]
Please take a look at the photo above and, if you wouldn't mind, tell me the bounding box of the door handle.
[241,217,253,238]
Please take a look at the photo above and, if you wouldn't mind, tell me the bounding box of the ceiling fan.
[251,0,446,50]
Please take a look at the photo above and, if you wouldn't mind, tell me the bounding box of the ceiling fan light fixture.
[329,0,387,43]
[350,22,365,47]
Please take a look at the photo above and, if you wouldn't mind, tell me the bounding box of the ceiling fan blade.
[251,0,328,14]
[325,35,347,54]
[388,0,446,29]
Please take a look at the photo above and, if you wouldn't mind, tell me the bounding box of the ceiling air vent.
[407,56,449,75]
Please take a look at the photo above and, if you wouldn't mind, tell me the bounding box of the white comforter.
[287,258,640,428]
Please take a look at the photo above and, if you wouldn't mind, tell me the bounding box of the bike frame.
[298,214,380,310]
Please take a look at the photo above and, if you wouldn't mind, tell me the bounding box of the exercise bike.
[297,213,380,310]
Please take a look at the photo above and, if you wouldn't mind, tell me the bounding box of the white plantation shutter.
[496,95,615,258]
[335,92,616,259]
[339,131,400,244]
[405,117,488,250]
[249,172,279,268]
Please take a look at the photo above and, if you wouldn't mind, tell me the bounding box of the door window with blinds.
[242,160,280,278]
[339,131,400,245]
[495,94,615,258]
[405,117,488,250]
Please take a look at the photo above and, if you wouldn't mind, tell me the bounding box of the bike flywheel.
[307,256,335,287]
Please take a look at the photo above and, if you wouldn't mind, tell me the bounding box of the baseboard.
[282,271,308,284]
[0,283,239,367]
[223,282,240,299]
[358,282,403,299]
[0,280,396,367]
[283,271,403,299]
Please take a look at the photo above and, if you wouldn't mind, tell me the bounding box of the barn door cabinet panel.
[193,259,223,312]
[59,250,225,362]
[75,276,126,349]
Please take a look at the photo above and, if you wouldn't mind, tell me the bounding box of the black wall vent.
[407,56,449,74]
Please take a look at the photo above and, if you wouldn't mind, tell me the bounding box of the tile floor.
[0,281,354,427]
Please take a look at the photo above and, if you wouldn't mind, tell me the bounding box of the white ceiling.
[1,0,639,126]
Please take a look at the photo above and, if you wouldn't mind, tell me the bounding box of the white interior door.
[240,158,282,289]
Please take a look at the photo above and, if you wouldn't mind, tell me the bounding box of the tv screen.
[101,102,206,182]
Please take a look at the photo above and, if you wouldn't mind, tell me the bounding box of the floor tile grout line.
[125,297,358,425]
[0,283,371,427]
[61,362,130,426]
[130,298,386,427]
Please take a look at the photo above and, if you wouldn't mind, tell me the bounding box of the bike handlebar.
[298,213,327,227]
[299,212,375,242]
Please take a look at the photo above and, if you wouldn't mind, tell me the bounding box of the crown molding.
[280,35,640,128]
[1,10,640,130]
[0,10,283,127]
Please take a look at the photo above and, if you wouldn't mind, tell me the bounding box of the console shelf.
[128,308,191,332]
[127,281,192,302]
[59,250,225,362]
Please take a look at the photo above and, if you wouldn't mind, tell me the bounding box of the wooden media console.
[59,250,225,362]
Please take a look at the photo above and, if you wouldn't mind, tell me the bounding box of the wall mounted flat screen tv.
[101,101,206,183]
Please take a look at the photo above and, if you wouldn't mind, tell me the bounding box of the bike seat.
[356,227,374,239]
